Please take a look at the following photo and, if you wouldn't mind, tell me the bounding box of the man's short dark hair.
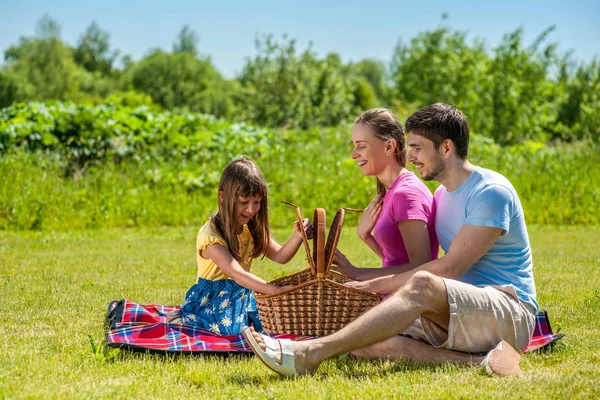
[405,103,470,159]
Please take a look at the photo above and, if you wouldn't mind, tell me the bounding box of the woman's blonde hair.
[354,108,407,197]
[212,156,270,262]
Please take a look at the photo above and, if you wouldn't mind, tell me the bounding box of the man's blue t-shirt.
[434,167,538,309]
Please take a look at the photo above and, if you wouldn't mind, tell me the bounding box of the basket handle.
[282,201,316,275]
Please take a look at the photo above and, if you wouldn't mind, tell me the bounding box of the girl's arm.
[202,243,287,295]
[265,218,312,264]
[332,219,432,281]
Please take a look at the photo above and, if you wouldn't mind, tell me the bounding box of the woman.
[332,108,438,287]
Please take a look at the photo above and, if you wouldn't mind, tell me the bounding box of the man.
[242,103,537,377]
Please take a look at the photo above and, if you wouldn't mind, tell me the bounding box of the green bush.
[1,101,598,231]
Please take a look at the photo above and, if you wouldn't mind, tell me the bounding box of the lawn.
[1,226,598,399]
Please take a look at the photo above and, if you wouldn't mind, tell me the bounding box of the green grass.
[1,226,599,399]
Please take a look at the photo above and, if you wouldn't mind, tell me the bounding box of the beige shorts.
[401,278,536,353]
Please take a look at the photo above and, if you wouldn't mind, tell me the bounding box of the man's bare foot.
[482,340,522,377]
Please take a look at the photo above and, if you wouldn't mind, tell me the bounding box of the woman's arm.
[361,219,432,279]
[332,219,432,281]
[265,218,312,264]
[360,234,385,260]
[203,243,287,294]
[347,224,503,294]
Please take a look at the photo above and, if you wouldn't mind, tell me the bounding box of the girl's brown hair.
[211,156,270,262]
[354,108,407,197]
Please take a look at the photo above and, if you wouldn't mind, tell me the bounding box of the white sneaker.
[482,340,522,377]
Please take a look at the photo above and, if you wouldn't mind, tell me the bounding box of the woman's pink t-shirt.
[372,172,439,268]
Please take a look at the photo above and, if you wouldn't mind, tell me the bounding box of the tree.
[74,22,119,75]
[237,35,357,128]
[3,37,82,102]
[0,15,121,105]
[558,60,600,141]
[0,69,35,108]
[35,14,61,39]
[129,50,233,117]
[390,26,567,144]
[351,59,390,104]
[391,27,488,114]
[486,27,560,144]
[173,25,199,56]
[352,78,377,110]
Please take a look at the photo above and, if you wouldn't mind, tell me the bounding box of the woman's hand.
[344,280,375,292]
[331,249,360,279]
[294,218,313,240]
[357,194,383,241]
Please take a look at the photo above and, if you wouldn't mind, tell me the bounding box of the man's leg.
[349,335,520,377]
[249,271,453,374]
[351,335,483,365]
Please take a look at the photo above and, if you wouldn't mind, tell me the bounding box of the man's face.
[407,133,446,181]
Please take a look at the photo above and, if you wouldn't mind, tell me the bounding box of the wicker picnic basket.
[255,201,381,336]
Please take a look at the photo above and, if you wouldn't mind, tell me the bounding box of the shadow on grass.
[219,355,469,384]
[104,344,254,362]
[226,372,286,386]
[325,356,466,380]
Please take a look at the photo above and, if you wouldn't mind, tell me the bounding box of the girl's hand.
[331,249,359,279]
[294,218,313,240]
[273,284,295,293]
[357,195,383,240]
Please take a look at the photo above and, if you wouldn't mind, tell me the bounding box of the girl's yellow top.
[196,219,255,281]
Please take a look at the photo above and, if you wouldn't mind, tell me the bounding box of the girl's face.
[350,123,392,177]
[233,194,262,231]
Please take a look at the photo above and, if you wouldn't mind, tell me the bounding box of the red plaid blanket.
[105,300,307,352]
[105,300,564,353]
[523,309,565,353]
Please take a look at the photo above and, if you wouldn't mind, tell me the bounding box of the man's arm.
[347,224,503,294]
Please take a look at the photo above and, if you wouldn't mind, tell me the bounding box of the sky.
[1,0,598,78]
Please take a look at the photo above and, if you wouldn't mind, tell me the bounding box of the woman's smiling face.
[350,123,390,177]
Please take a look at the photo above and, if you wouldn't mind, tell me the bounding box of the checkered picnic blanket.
[105,300,305,352]
[522,309,565,353]
[105,299,564,353]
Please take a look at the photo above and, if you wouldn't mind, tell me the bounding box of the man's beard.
[421,156,446,181]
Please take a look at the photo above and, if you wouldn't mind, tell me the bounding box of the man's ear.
[441,139,453,158]
[218,191,224,204]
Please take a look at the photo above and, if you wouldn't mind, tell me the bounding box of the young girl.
[172,156,311,335]
[332,108,439,293]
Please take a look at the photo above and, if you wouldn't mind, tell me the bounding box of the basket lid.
[323,208,344,274]
[282,201,315,274]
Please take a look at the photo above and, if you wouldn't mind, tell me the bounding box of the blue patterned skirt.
[180,278,263,335]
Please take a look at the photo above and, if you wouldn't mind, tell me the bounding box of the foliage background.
[1,16,599,230]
